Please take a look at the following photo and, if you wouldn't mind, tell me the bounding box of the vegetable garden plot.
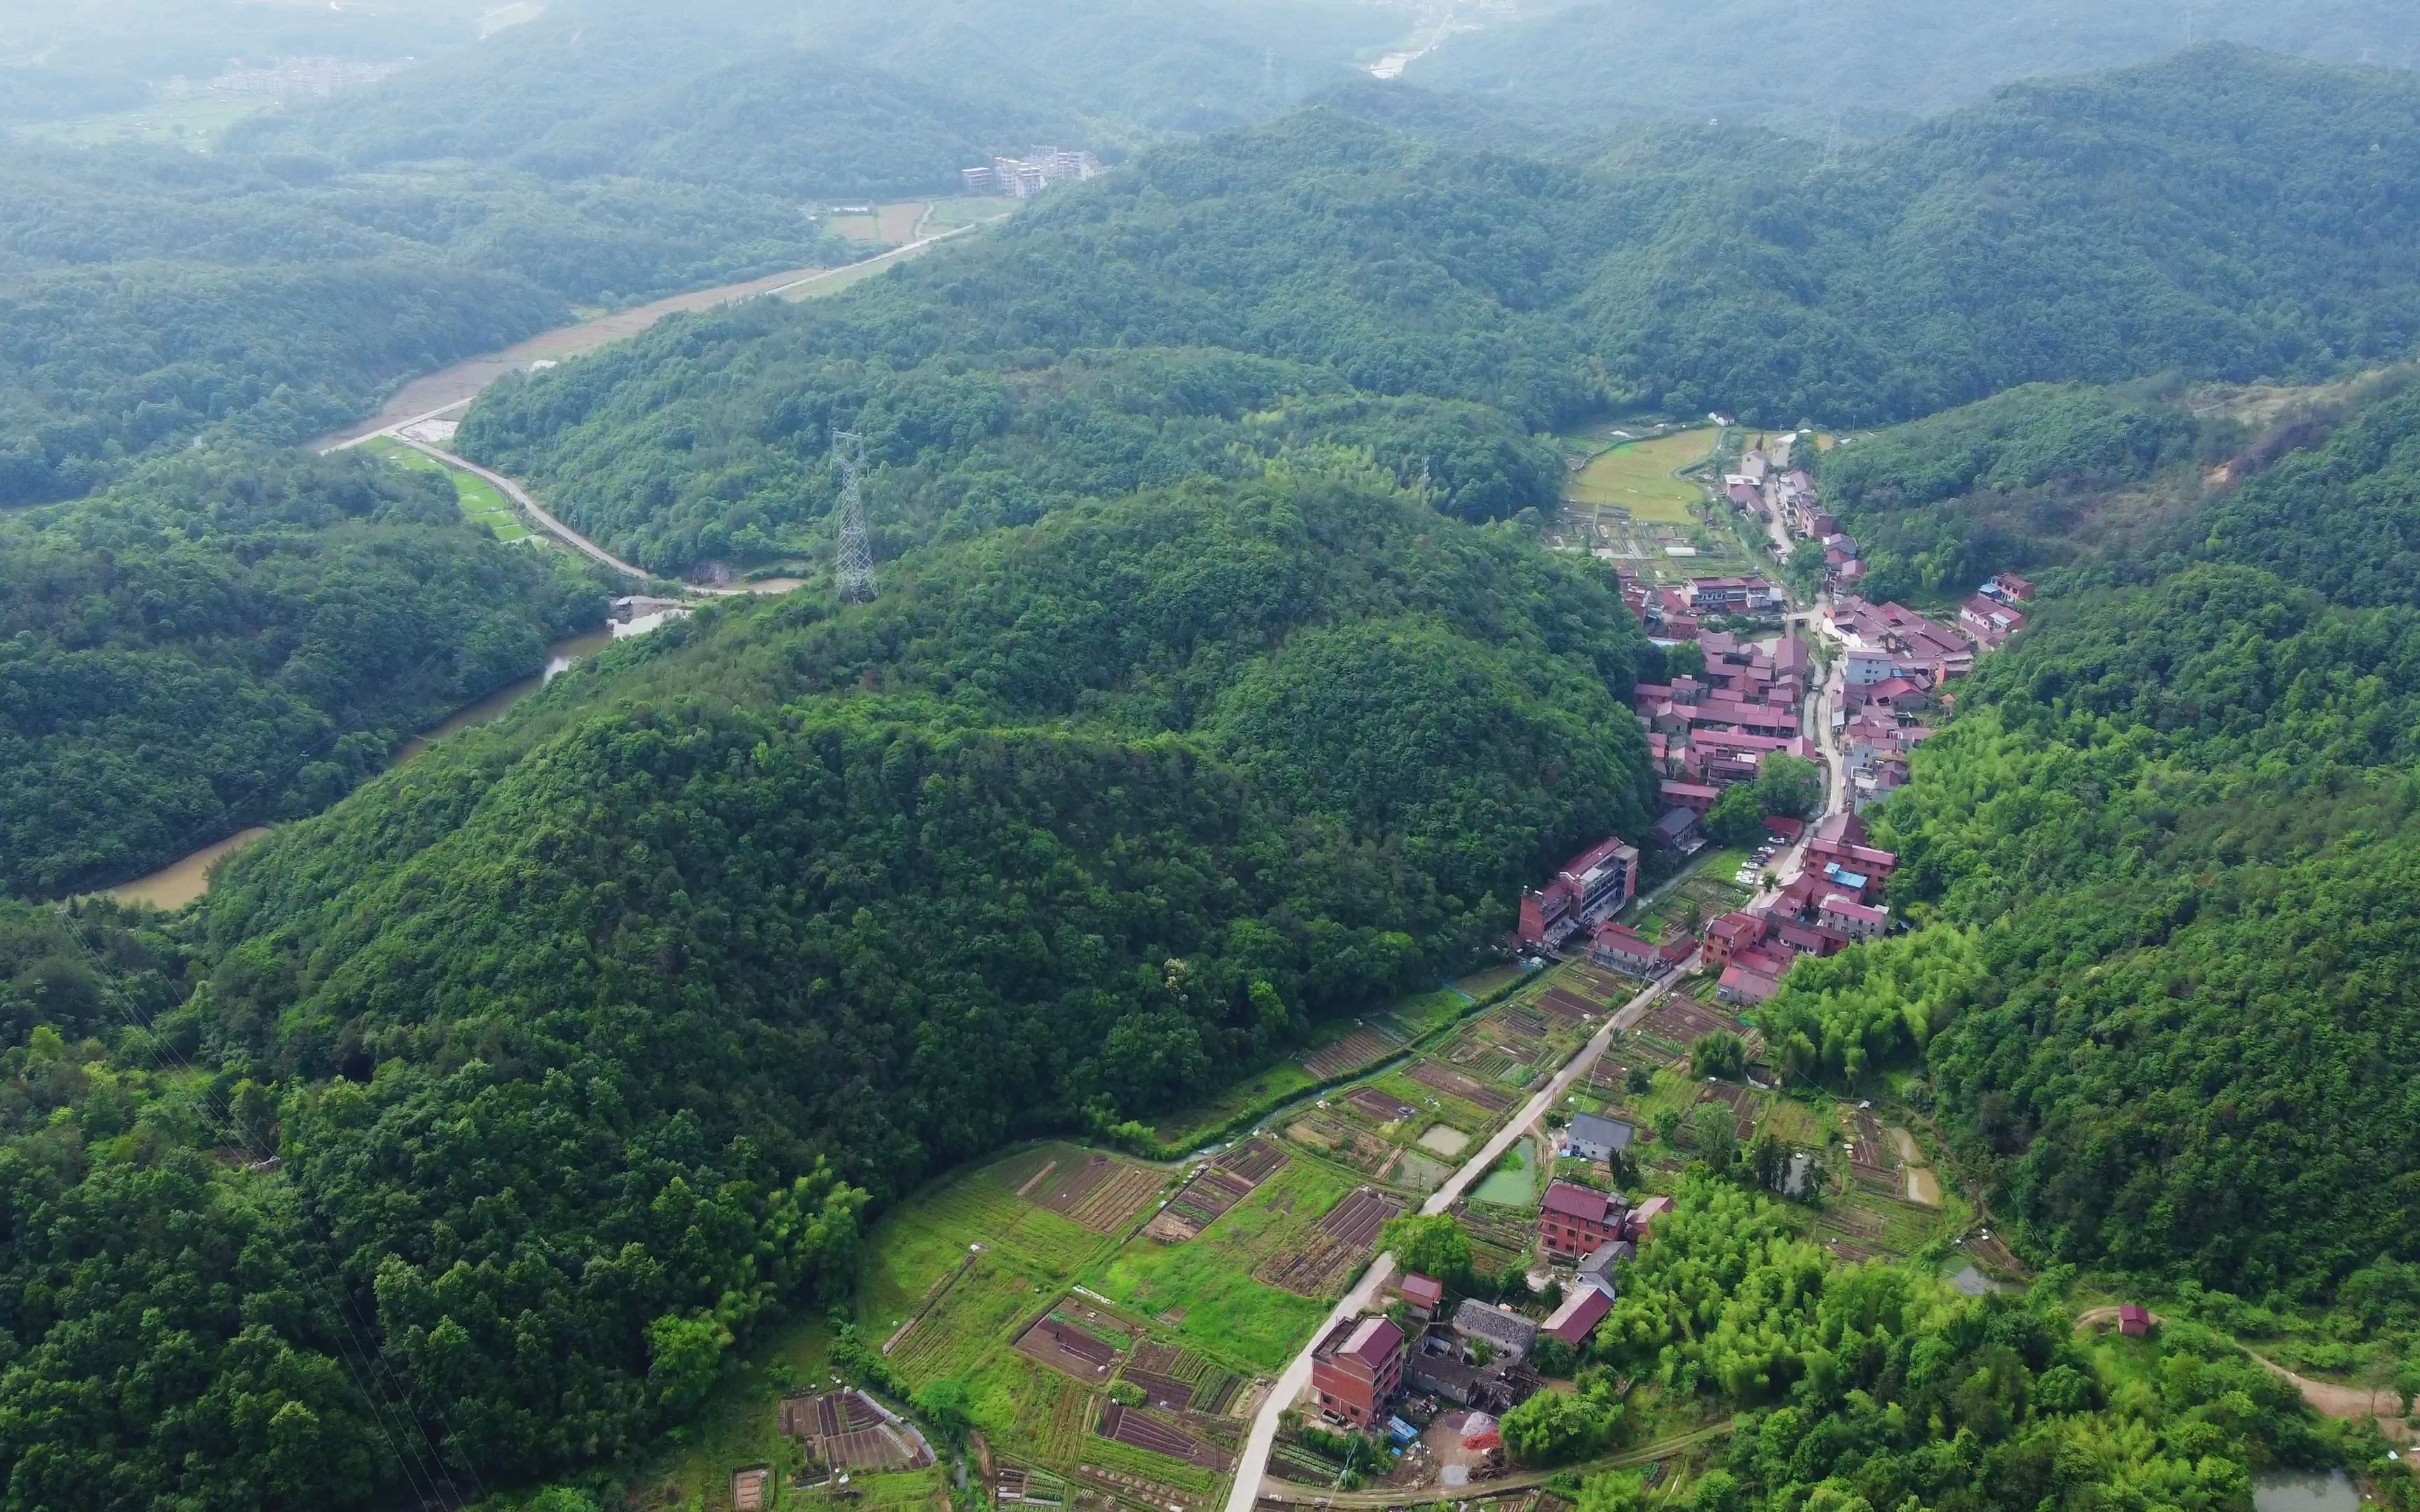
[1409,1060,1515,1113]
[1040,1154,1164,1233]
[1118,1365,1196,1411]
[1344,1087,1417,1124]
[1143,1138,1287,1242]
[1643,995,1741,1044]
[1537,987,1600,1023]
[1321,1186,1405,1247]
[1698,1081,1762,1141]
[1017,1314,1122,1380]
[1097,1404,1228,1469]
[1218,1138,1288,1183]
[1300,1026,1402,1079]
[1284,1114,1394,1177]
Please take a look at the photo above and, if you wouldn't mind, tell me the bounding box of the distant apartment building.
[961,146,1104,197]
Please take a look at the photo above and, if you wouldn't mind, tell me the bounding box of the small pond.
[2253,1470,2359,1512]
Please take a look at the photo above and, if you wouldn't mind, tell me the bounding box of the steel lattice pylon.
[831,428,877,602]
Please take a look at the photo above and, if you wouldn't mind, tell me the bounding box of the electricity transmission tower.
[831,429,877,602]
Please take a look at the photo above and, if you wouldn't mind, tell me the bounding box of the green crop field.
[16,94,266,150]
[857,1158,1104,1333]
[364,438,532,542]
[1080,1159,1351,1373]
[886,1254,1055,1388]
[1566,430,1716,524]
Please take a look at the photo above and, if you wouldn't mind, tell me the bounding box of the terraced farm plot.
[1644,995,1743,1045]
[1300,1026,1401,1079]
[1017,1315,1122,1382]
[1537,987,1601,1025]
[1036,1154,1164,1233]
[1410,1060,1517,1113]
[1344,1088,1417,1124]
[1452,1203,1534,1273]
[1566,429,1716,524]
[886,1255,1051,1387]
[784,1390,934,1471]
[1085,1159,1349,1371]
[1456,964,1529,997]
[859,1166,1102,1329]
[1146,1142,1274,1242]
[1565,964,1636,1000]
[1097,1404,1227,1470]
[1252,1186,1404,1294]
[1284,1114,1396,1178]
[1322,1186,1404,1247]
[1129,1343,1242,1415]
[1500,1006,1551,1039]
[1823,1186,1958,1258]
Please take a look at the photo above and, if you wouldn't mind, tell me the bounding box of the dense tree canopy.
[466,46,2420,574]
[1766,378,2420,1309]
[0,142,852,505]
[1417,0,2420,138]
[0,448,605,898]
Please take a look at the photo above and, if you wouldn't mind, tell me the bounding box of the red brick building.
[1311,1315,1407,1427]
[1538,1180,1627,1259]
[1516,836,1639,949]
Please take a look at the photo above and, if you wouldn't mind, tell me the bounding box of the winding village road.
[1223,428,1858,1512]
[321,217,1006,582]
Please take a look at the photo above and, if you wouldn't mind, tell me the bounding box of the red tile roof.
[1541,1180,1618,1223]
[1543,1285,1614,1347]
[1399,1274,1445,1308]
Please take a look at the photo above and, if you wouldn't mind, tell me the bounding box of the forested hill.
[0,476,1659,1500]
[1416,0,2420,137]
[228,0,1401,181]
[461,44,2420,575]
[0,140,854,507]
[0,447,607,899]
[1760,378,2420,1320]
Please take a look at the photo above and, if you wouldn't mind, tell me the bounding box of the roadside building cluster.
[1309,1191,1678,1438]
[1698,807,1899,1006]
[960,147,1105,197]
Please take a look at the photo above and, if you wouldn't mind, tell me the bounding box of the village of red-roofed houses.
[1517,427,2033,1009]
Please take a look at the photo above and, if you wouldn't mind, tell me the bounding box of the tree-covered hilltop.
[1416,0,2420,137]
[0,142,854,506]
[0,448,607,900]
[230,0,1400,177]
[1804,367,2420,602]
[462,46,2420,575]
[1807,382,2216,596]
[11,475,1643,1494]
[1761,381,2420,1318]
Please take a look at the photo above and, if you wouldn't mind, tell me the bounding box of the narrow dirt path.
[2075,1310,2414,1443]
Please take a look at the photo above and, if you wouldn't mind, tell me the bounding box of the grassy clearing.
[363,438,532,542]
[1080,1158,1351,1373]
[924,197,1022,232]
[856,1157,1104,1335]
[16,94,265,149]
[1148,1063,1317,1148]
[1566,430,1716,524]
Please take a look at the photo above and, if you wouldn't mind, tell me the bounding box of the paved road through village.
[1221,965,1687,1512]
[1225,431,1858,1511]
